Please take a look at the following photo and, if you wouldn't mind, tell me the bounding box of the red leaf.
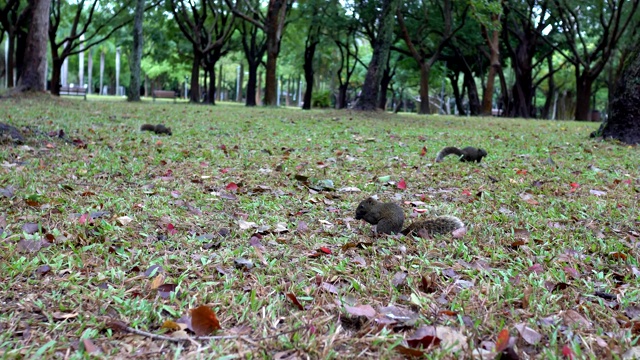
[516,169,528,175]
[226,182,239,192]
[569,182,579,192]
[286,293,304,310]
[167,223,177,235]
[419,146,427,157]
[562,344,575,359]
[319,247,332,254]
[78,213,89,225]
[495,328,510,352]
[220,167,230,174]
[190,305,221,336]
[397,179,407,190]
[462,189,472,196]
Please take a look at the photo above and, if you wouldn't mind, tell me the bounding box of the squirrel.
[435,146,487,163]
[355,197,464,236]
[141,124,172,135]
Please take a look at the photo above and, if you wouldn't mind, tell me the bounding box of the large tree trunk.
[236,63,244,102]
[50,58,62,95]
[418,64,431,114]
[449,71,464,115]
[602,47,640,144]
[354,0,399,111]
[302,41,316,110]
[245,61,258,106]
[208,64,216,105]
[575,74,593,121]
[127,0,145,101]
[541,55,555,119]
[336,85,348,109]
[463,68,480,115]
[18,0,50,92]
[378,64,392,110]
[189,49,201,103]
[99,51,105,95]
[263,0,288,106]
[7,32,15,87]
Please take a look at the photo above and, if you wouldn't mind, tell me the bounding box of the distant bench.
[152,90,177,103]
[60,86,87,100]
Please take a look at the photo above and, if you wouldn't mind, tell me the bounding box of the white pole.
[298,78,302,107]
[87,49,93,94]
[276,77,281,106]
[99,51,105,95]
[236,65,240,102]
[78,35,84,87]
[115,47,121,96]
[62,58,68,86]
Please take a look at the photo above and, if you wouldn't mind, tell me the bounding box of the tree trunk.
[18,0,50,92]
[418,64,431,114]
[541,55,555,119]
[263,0,288,106]
[602,47,640,144]
[7,32,15,87]
[449,71,464,115]
[302,40,317,110]
[354,0,399,111]
[50,58,62,95]
[127,0,145,101]
[256,70,262,105]
[336,84,348,109]
[245,61,258,106]
[463,69,480,115]
[575,74,593,121]
[378,64,392,110]
[189,49,201,103]
[482,62,498,115]
[208,64,216,105]
[87,48,93,94]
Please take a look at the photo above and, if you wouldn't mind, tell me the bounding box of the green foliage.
[311,89,332,108]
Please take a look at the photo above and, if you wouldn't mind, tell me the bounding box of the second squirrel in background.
[141,124,172,135]
[355,197,464,236]
[435,146,487,163]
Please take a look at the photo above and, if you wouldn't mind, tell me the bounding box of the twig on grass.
[106,319,309,343]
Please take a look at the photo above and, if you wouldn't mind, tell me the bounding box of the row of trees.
[2,0,640,122]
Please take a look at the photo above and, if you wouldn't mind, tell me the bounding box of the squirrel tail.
[401,216,465,236]
[140,124,155,131]
[435,147,463,162]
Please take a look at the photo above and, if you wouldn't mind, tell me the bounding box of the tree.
[550,0,640,120]
[48,0,133,95]
[396,0,467,114]
[237,10,266,106]
[0,0,31,87]
[353,0,399,111]
[127,0,145,101]
[228,0,294,106]
[333,12,360,109]
[601,46,640,144]
[18,0,50,91]
[170,0,235,104]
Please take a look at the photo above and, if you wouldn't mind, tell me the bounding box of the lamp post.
[184,76,189,100]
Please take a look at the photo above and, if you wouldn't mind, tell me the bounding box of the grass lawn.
[0,95,638,359]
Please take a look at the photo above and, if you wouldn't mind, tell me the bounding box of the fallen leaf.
[395,345,425,357]
[286,293,304,310]
[161,320,182,331]
[495,328,510,352]
[563,309,591,329]
[226,182,239,192]
[52,312,79,320]
[167,223,177,235]
[81,338,100,354]
[345,304,376,318]
[238,220,257,230]
[515,323,542,345]
[397,179,407,190]
[190,305,221,336]
[157,284,178,299]
[407,327,442,349]
[392,272,407,287]
[150,274,165,289]
[117,216,133,226]
[562,344,575,359]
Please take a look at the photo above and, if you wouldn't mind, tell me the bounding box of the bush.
[312,90,332,108]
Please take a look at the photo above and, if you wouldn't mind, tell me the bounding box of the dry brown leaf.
[190,305,221,336]
[150,274,165,290]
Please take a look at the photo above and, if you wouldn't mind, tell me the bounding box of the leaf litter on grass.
[0,96,638,358]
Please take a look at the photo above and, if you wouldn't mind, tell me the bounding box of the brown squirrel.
[355,197,464,236]
[435,146,487,163]
[141,124,172,135]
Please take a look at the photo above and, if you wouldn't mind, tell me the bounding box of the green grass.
[0,94,638,359]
